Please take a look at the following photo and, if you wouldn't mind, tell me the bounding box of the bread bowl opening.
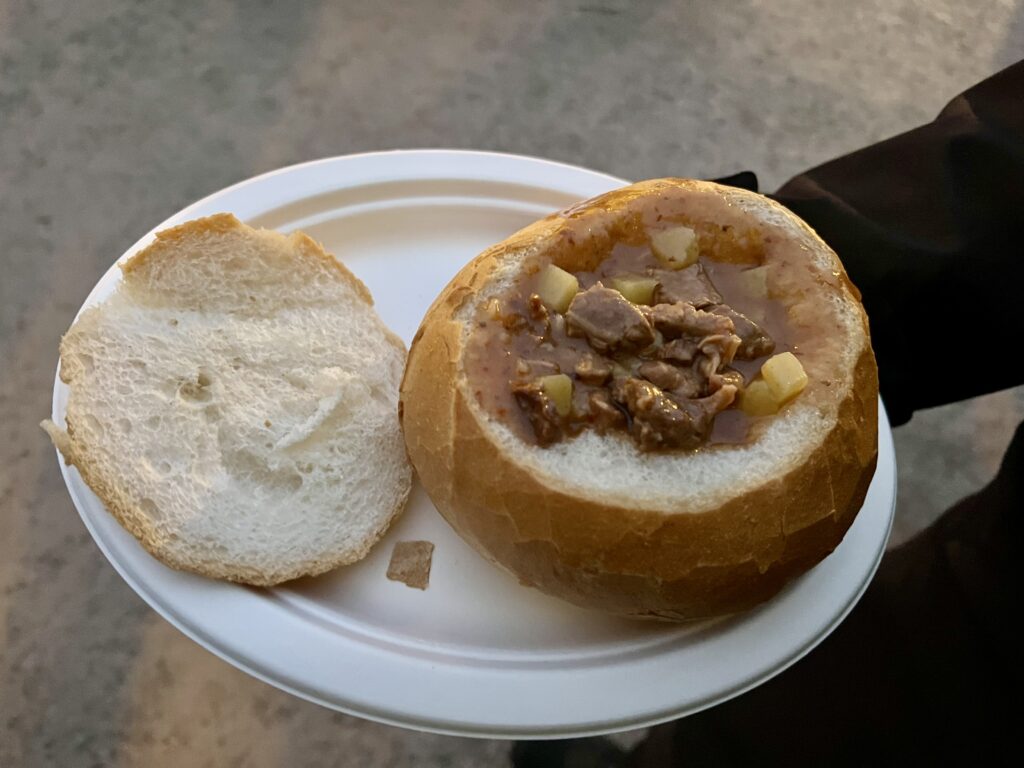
[463,195,816,453]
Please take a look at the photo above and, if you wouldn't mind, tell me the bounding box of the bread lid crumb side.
[46,214,412,585]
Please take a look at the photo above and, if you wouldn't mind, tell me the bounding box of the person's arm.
[725,61,1024,426]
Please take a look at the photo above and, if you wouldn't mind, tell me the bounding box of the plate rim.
[49,149,896,739]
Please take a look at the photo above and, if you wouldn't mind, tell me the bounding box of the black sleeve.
[724,62,1024,426]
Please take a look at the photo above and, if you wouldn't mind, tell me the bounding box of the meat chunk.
[709,367,745,393]
[637,360,682,391]
[672,367,706,399]
[575,354,613,385]
[659,337,699,365]
[647,303,741,373]
[638,360,704,398]
[512,379,563,445]
[566,285,655,353]
[652,264,723,307]
[514,358,560,377]
[610,378,736,451]
[611,378,699,450]
[697,331,742,374]
[587,389,627,432]
[647,302,735,340]
[710,305,775,359]
[688,384,739,430]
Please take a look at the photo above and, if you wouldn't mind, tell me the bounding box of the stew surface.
[464,218,799,452]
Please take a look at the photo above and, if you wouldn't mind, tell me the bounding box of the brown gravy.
[464,219,798,452]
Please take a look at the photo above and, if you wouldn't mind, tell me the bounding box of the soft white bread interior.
[43,214,412,585]
[400,179,878,621]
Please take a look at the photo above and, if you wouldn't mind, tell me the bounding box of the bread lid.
[44,214,412,585]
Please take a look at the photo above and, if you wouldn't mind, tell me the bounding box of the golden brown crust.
[122,212,378,308]
[401,178,879,620]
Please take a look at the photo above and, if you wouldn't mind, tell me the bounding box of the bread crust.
[122,213,374,302]
[400,179,878,620]
[47,214,410,586]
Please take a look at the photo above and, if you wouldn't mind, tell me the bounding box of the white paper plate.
[50,150,896,739]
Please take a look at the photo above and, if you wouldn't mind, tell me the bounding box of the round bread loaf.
[400,179,878,621]
[44,214,412,585]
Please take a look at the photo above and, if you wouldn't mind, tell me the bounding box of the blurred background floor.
[2,1,1022,765]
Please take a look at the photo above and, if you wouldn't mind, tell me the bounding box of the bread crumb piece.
[386,541,435,590]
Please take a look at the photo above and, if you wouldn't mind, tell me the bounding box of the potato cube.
[761,352,808,404]
[738,265,770,298]
[739,379,779,416]
[610,275,658,305]
[650,225,699,269]
[539,374,573,416]
[536,264,579,313]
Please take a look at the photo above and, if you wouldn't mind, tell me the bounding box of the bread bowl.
[400,179,878,621]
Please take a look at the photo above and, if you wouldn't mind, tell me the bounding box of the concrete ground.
[2,1,1022,765]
